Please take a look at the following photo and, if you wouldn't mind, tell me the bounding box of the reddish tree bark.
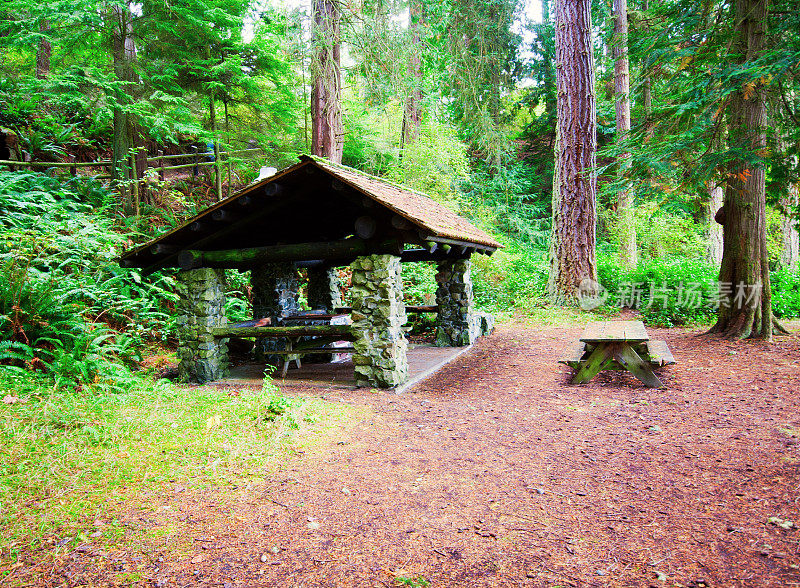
[548,0,598,303]
[310,0,343,164]
[709,0,772,339]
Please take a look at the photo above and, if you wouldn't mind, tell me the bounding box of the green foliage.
[770,269,800,319]
[394,575,430,588]
[599,200,708,260]
[402,262,437,305]
[0,172,176,388]
[598,257,719,327]
[471,244,549,311]
[225,270,253,323]
[459,158,550,247]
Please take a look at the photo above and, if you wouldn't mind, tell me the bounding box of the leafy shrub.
[402,262,437,305]
[771,269,800,319]
[471,244,549,311]
[0,171,177,388]
[598,256,719,326]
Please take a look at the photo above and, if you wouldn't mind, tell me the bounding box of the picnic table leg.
[615,344,664,388]
[281,339,293,378]
[572,343,614,384]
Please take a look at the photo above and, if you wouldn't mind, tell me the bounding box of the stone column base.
[435,258,479,347]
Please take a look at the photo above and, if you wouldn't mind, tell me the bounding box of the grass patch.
[0,369,352,566]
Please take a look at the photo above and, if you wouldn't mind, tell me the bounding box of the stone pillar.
[251,263,300,360]
[435,258,480,347]
[176,268,229,383]
[307,266,343,311]
[351,254,408,388]
[251,262,300,318]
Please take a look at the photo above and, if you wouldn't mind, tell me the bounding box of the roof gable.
[120,156,500,273]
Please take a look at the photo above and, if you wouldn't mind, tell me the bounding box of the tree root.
[773,318,792,335]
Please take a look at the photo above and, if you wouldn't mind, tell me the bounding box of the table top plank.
[580,320,649,344]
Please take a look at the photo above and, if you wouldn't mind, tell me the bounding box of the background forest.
[0,0,800,384]
[2,0,800,566]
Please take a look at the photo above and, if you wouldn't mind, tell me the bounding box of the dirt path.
[56,325,800,587]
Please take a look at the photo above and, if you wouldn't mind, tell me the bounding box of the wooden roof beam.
[177,238,402,270]
[139,182,294,275]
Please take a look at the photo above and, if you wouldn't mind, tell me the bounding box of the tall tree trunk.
[35,19,51,79]
[401,0,423,150]
[548,0,598,303]
[709,0,772,340]
[779,184,799,271]
[613,0,636,269]
[310,0,343,164]
[641,0,653,139]
[111,3,138,215]
[542,0,556,137]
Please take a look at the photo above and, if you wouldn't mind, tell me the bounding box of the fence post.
[192,145,198,178]
[157,149,164,181]
[227,152,232,198]
[129,151,140,217]
[69,155,77,177]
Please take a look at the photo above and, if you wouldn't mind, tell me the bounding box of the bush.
[598,256,719,326]
[402,262,437,305]
[771,269,800,319]
[471,244,549,311]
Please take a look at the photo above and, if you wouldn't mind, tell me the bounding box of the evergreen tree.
[311,0,343,163]
[710,0,772,339]
[613,0,637,268]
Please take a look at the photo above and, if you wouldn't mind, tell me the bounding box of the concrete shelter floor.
[219,343,472,392]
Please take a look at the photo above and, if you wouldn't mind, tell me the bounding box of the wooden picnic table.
[559,320,675,388]
[211,318,355,377]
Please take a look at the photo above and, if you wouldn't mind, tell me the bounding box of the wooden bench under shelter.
[559,320,675,388]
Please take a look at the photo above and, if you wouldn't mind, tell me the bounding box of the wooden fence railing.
[0,147,263,201]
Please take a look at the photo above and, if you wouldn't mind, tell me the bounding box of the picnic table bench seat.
[559,341,588,369]
[645,340,675,366]
[559,339,676,369]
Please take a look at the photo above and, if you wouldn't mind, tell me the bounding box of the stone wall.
[351,254,408,387]
[251,262,300,318]
[307,266,343,311]
[435,258,481,347]
[176,268,229,383]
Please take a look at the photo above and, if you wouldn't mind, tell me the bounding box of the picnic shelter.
[120,155,501,388]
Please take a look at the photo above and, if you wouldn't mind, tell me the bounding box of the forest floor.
[13,322,800,587]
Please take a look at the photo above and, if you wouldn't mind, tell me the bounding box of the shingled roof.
[120,155,501,273]
[310,158,500,249]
